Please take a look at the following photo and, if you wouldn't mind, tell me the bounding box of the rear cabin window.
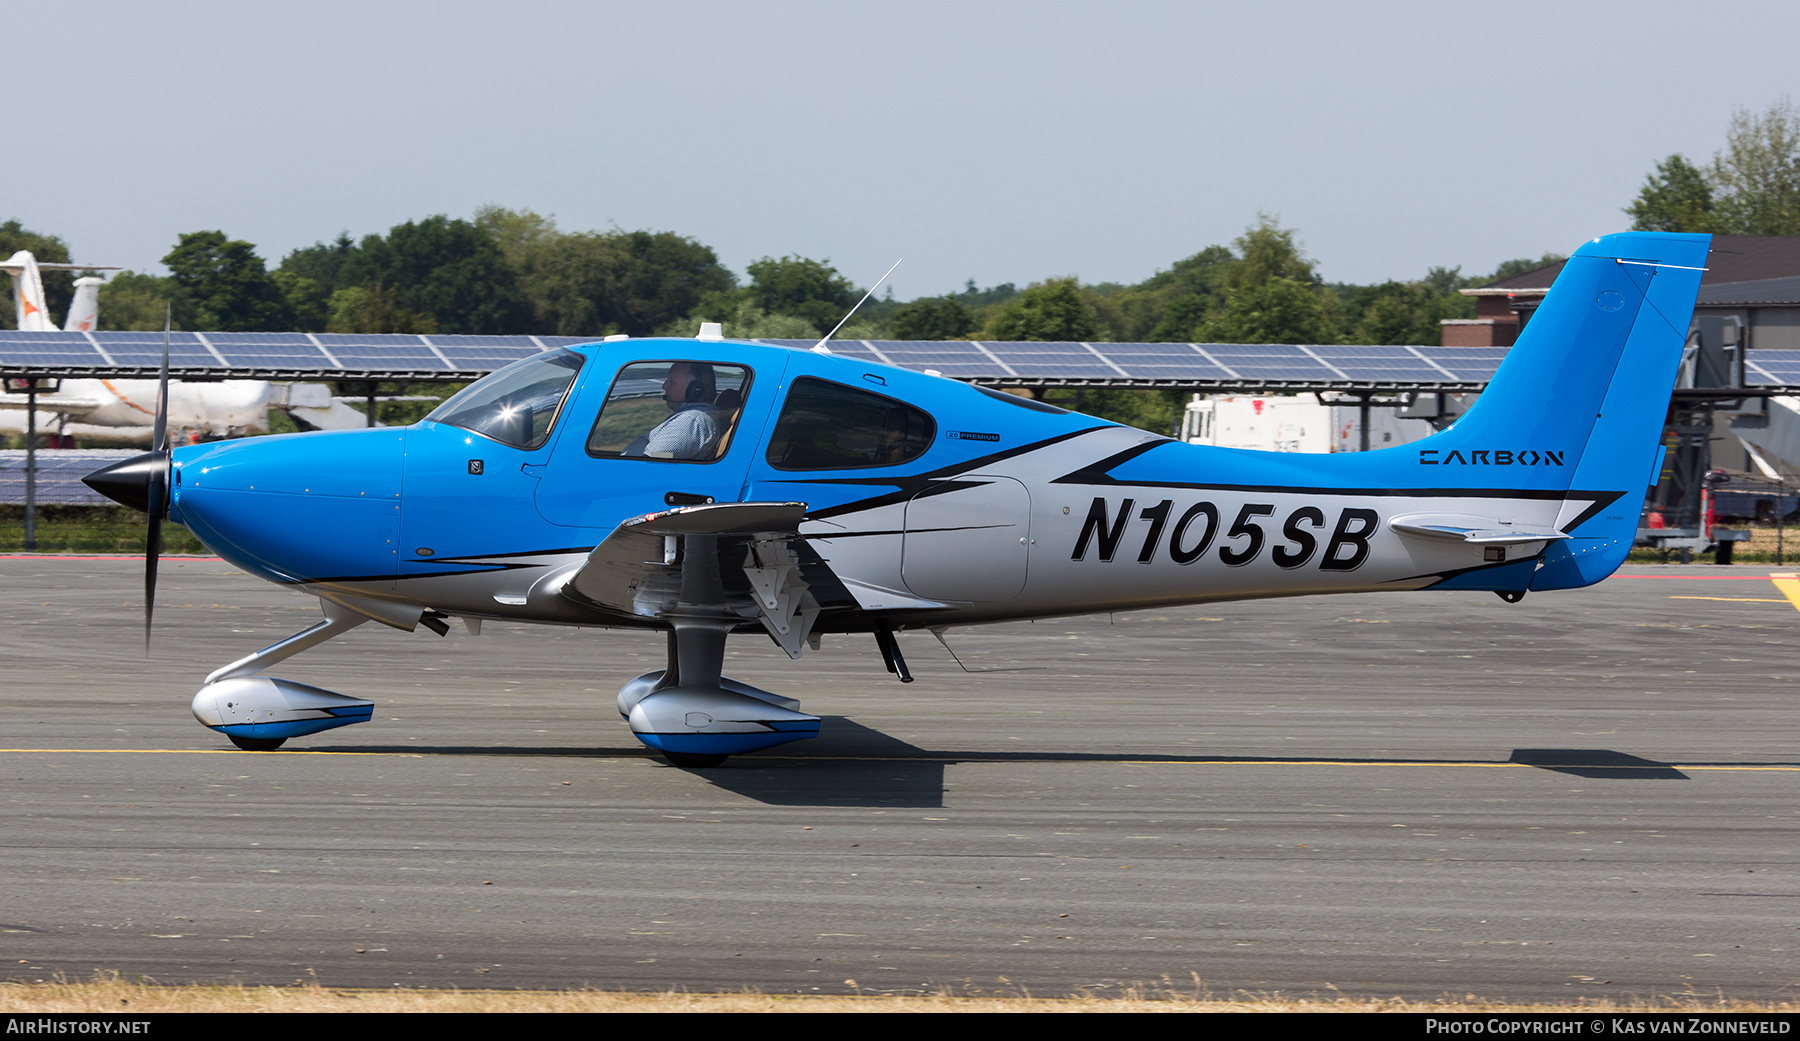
[586,361,754,463]
[765,377,935,470]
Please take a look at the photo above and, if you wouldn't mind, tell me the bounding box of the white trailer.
[1181,394,1437,453]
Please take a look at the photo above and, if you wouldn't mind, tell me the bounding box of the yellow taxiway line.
[1768,572,1800,611]
[0,748,1793,771]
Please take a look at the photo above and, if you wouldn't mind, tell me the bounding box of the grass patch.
[0,505,211,555]
[1631,524,1800,564]
[0,979,1795,1013]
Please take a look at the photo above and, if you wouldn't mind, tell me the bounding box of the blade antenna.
[811,258,902,354]
[144,305,171,650]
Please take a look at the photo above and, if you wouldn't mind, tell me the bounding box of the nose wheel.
[228,735,287,751]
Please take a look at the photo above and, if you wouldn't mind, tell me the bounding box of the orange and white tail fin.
[1,250,57,332]
[64,275,103,332]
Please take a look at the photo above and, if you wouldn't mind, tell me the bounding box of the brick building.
[1440,235,1800,347]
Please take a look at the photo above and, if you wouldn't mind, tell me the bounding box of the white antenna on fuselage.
[811,258,902,354]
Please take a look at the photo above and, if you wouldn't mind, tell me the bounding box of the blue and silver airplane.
[84,231,1709,767]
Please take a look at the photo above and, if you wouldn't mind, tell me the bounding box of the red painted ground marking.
[1611,574,1778,580]
[0,554,216,561]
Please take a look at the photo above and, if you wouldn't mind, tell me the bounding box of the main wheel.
[228,735,287,751]
[662,751,729,768]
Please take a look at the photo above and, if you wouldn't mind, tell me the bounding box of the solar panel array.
[0,329,1788,393]
[1745,350,1800,386]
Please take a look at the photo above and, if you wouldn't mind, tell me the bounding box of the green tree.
[326,282,439,334]
[890,296,977,339]
[745,255,857,332]
[895,279,1018,338]
[471,207,736,336]
[1128,219,1343,343]
[1486,253,1566,282]
[1194,218,1340,344]
[1038,386,1187,436]
[270,270,329,331]
[1711,98,1800,234]
[473,205,557,271]
[1199,277,1339,345]
[659,297,819,339]
[984,278,1099,341]
[1125,245,1236,341]
[1228,215,1316,289]
[521,229,736,337]
[954,279,1020,310]
[1626,154,1716,232]
[339,216,533,334]
[280,232,359,296]
[1340,275,1472,345]
[94,271,176,331]
[832,317,891,340]
[163,231,294,332]
[518,231,618,336]
[1164,245,1237,292]
[0,220,75,329]
[1143,293,1216,341]
[606,230,736,335]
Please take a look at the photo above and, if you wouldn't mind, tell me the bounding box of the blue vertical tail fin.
[1416,232,1708,589]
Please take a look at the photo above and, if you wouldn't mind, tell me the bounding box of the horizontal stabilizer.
[1390,513,1569,546]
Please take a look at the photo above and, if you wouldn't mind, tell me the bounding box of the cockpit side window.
[586,361,754,463]
[425,348,583,450]
[765,377,935,470]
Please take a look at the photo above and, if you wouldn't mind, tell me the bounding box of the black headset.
[683,362,717,403]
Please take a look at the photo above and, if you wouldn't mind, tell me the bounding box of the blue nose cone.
[172,429,405,585]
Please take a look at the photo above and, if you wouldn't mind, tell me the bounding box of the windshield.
[426,349,584,449]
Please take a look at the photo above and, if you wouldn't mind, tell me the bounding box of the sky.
[11,1,1800,299]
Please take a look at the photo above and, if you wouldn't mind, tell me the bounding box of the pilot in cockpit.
[624,361,721,460]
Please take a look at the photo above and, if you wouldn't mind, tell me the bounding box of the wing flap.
[564,501,839,658]
[566,502,806,613]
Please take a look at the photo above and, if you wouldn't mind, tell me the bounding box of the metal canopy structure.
[3,329,1800,396]
[0,330,601,382]
[763,339,1500,393]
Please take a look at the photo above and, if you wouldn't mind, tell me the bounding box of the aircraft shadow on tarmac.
[319,718,949,806]
[312,724,1752,806]
[662,717,950,806]
[1507,748,1688,779]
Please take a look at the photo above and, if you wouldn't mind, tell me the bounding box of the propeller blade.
[144,465,164,651]
[144,305,172,648]
[79,449,170,649]
[152,306,170,453]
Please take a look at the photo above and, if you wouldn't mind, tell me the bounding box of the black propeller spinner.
[81,310,170,650]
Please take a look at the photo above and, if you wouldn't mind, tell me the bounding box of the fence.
[0,450,141,506]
